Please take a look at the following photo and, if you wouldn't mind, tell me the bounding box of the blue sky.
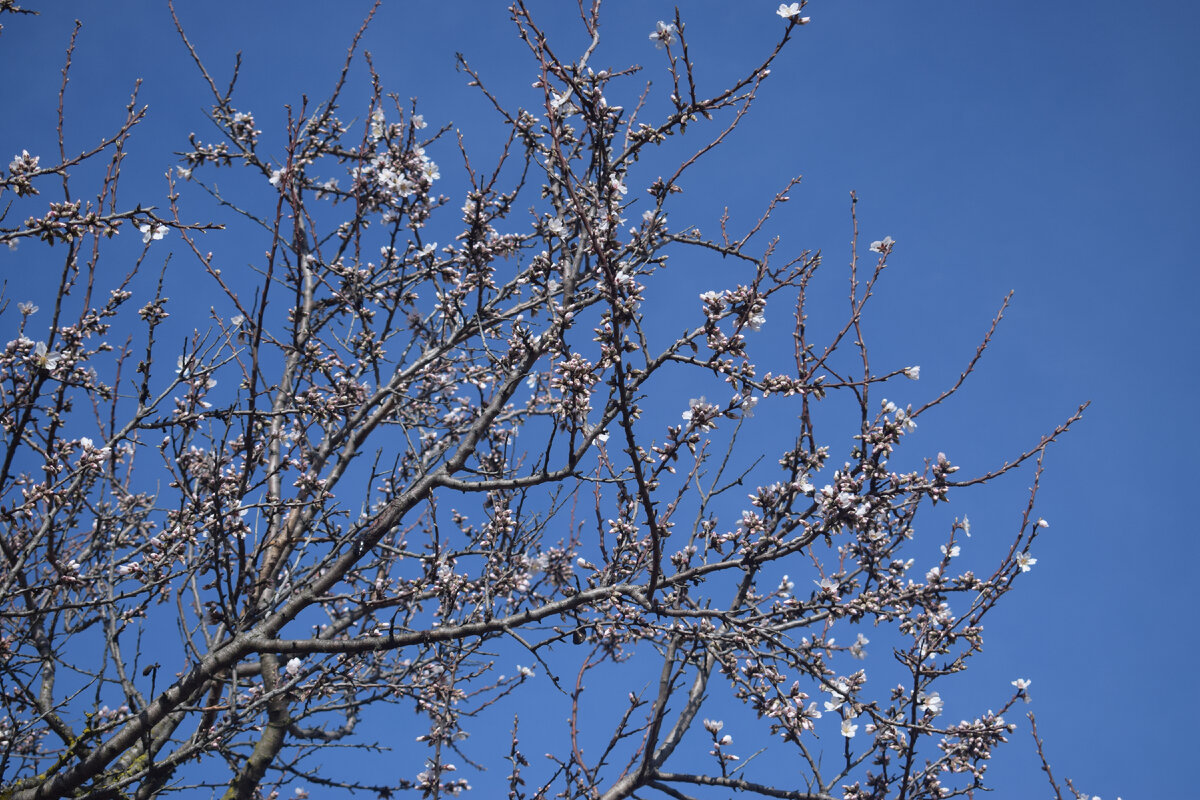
[4,1,1197,797]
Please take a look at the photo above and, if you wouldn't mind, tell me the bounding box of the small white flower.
[904,366,920,380]
[719,734,732,746]
[703,718,724,734]
[1016,552,1037,572]
[824,682,848,713]
[917,691,943,715]
[649,20,676,48]
[962,516,971,536]
[1012,678,1032,702]
[34,341,61,370]
[285,657,302,677]
[776,3,804,19]
[550,91,574,112]
[869,236,895,254]
[547,217,565,235]
[80,437,94,450]
[840,716,858,738]
[516,664,535,678]
[18,301,38,315]
[9,149,38,171]
[681,396,707,423]
[370,108,386,138]
[139,223,166,244]
[940,544,960,558]
[849,632,869,660]
[1036,518,1050,528]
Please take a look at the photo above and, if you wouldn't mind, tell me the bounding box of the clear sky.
[4,1,1197,797]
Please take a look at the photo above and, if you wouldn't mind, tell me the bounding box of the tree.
[0,2,1093,798]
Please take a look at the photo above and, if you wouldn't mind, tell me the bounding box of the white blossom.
[849,632,869,660]
[649,20,676,48]
[682,397,715,429]
[139,223,167,244]
[34,341,61,370]
[776,3,809,22]
[917,692,943,715]
[550,91,574,111]
[824,682,849,713]
[1016,552,1037,572]
[9,149,38,171]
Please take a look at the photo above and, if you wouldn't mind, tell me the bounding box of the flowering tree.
[0,2,1095,799]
